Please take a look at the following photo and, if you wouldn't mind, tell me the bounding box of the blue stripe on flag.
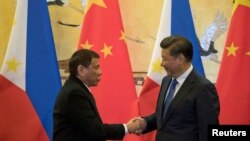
[171,0,205,76]
[26,0,61,139]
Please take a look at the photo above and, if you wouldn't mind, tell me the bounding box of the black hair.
[160,35,193,62]
[69,49,100,75]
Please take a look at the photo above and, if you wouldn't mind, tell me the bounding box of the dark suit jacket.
[144,69,220,141]
[53,75,125,141]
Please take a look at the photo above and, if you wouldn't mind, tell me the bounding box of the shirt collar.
[175,65,193,85]
[83,82,92,92]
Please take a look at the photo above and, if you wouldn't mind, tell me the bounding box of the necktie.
[163,79,178,119]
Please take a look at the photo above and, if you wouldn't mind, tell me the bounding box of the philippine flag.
[139,0,205,140]
[0,0,61,140]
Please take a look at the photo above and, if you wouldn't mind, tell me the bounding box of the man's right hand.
[126,117,147,135]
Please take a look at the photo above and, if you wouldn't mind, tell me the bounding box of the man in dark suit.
[134,36,220,141]
[53,49,141,141]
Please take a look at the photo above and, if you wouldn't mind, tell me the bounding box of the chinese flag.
[78,0,140,140]
[216,0,250,124]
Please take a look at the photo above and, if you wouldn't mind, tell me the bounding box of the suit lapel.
[158,77,172,126]
[82,85,103,122]
[161,70,197,127]
[70,75,103,122]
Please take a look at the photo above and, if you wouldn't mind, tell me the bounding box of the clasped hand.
[126,117,147,135]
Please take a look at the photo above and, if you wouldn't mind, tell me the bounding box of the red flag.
[78,0,140,140]
[216,0,250,124]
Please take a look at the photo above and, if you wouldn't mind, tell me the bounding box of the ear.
[77,65,87,76]
[177,54,185,64]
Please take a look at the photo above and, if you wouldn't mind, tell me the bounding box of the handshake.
[126,117,147,135]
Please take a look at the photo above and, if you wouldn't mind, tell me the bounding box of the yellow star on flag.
[226,42,239,56]
[80,40,93,49]
[119,30,126,42]
[100,43,112,58]
[232,0,250,13]
[151,58,163,74]
[6,57,21,73]
[85,0,107,13]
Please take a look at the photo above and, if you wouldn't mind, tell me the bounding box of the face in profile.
[160,48,180,77]
[84,58,102,87]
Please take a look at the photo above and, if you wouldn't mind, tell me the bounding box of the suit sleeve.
[143,112,157,133]
[67,90,125,140]
[196,83,220,141]
[143,76,169,133]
